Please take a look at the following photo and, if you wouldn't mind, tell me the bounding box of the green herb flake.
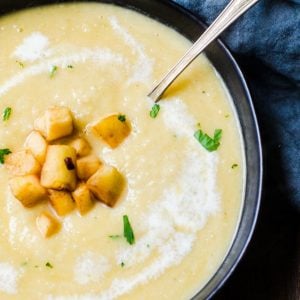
[120,262,125,268]
[21,261,28,267]
[123,215,135,245]
[149,104,160,118]
[194,129,223,152]
[67,65,74,69]
[49,66,58,78]
[225,114,230,118]
[16,60,25,68]
[231,163,238,169]
[202,91,206,94]
[34,265,39,268]
[118,114,126,122]
[45,262,53,268]
[2,107,12,121]
[109,235,121,240]
[0,148,11,164]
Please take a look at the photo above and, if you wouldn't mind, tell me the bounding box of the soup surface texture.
[0,3,244,299]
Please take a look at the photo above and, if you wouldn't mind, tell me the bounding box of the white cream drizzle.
[0,262,20,294]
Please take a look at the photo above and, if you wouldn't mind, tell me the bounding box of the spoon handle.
[148,0,259,102]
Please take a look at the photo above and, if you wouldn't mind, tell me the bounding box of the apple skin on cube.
[48,190,75,216]
[9,175,47,207]
[5,150,41,176]
[69,138,91,157]
[92,114,131,148]
[76,155,101,180]
[41,145,77,191]
[36,211,60,238]
[24,131,48,164]
[87,165,125,207]
[72,183,94,215]
[34,106,73,141]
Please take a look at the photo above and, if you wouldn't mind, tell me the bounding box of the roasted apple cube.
[34,106,73,141]
[87,165,125,207]
[70,138,91,157]
[24,131,48,164]
[36,211,60,238]
[41,145,77,191]
[72,183,94,215]
[76,155,101,180]
[9,175,47,207]
[5,150,41,176]
[48,190,75,216]
[92,114,131,148]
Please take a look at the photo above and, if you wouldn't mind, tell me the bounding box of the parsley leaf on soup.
[0,148,11,164]
[2,107,12,121]
[194,129,223,152]
[118,114,126,122]
[123,215,135,245]
[150,104,160,118]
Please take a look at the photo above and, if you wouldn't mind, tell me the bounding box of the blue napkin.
[174,0,300,210]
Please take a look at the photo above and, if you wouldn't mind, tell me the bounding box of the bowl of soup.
[0,1,262,299]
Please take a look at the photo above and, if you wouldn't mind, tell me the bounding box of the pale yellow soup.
[0,3,244,299]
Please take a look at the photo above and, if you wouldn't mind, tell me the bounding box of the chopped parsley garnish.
[202,91,206,94]
[231,163,238,169]
[64,157,75,170]
[16,60,25,68]
[150,104,160,118]
[118,114,126,122]
[123,215,135,245]
[120,262,125,268]
[0,148,11,164]
[49,66,58,78]
[194,129,223,152]
[109,235,121,240]
[2,107,12,121]
[45,262,53,268]
[225,114,230,118]
[67,65,74,69]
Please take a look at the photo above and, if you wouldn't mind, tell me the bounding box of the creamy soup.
[0,3,244,299]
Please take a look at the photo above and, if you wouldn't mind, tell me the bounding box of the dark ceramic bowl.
[0,1,263,299]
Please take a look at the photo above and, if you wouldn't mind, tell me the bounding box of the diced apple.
[9,175,47,207]
[41,145,77,191]
[92,114,131,148]
[76,155,101,180]
[36,211,60,238]
[87,165,125,207]
[48,190,75,216]
[69,138,91,157]
[34,106,73,141]
[24,131,48,164]
[72,183,94,215]
[5,150,41,176]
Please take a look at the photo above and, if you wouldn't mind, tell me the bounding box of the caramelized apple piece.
[9,175,47,207]
[5,150,41,176]
[36,211,60,238]
[76,155,101,180]
[41,145,77,191]
[72,183,94,215]
[48,190,75,216]
[87,165,125,207]
[24,131,48,164]
[92,114,131,148]
[70,138,91,157]
[34,106,73,141]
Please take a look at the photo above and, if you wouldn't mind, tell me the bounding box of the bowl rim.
[0,0,263,299]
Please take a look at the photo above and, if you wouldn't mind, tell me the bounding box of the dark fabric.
[173,0,300,210]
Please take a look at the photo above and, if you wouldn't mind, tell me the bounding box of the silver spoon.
[148,0,259,102]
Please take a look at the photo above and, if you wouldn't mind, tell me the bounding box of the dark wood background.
[214,56,300,300]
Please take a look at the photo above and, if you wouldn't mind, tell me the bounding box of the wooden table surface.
[213,55,300,300]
